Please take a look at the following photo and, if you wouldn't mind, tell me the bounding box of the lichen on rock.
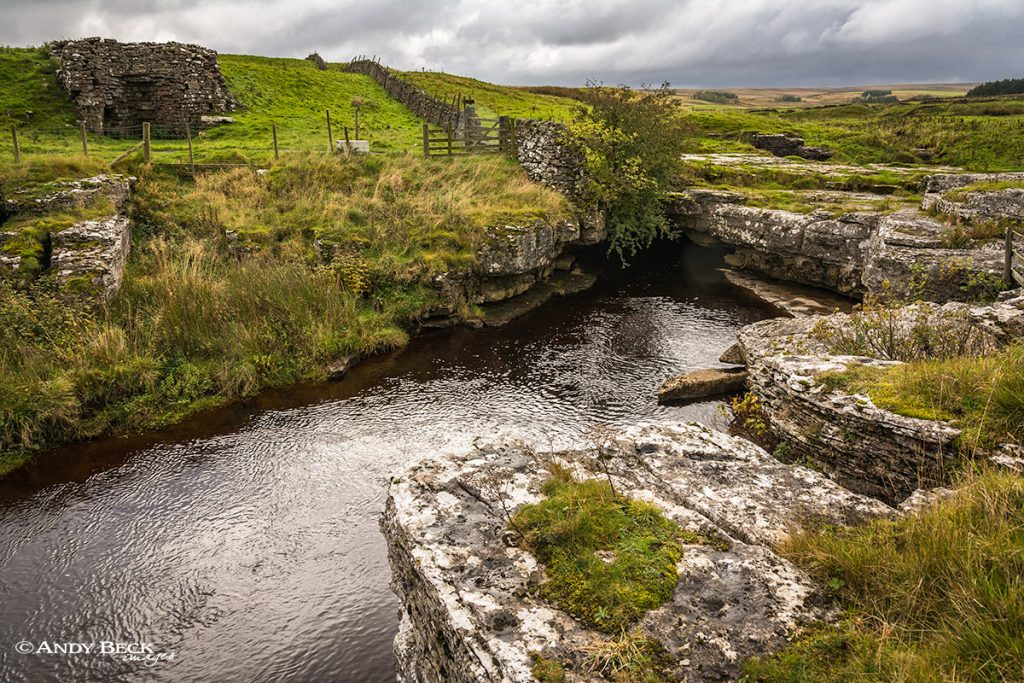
[381,422,892,682]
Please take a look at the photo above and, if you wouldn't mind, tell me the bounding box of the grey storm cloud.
[1,0,1022,86]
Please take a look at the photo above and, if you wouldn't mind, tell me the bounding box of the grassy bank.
[0,153,570,475]
[744,468,1024,682]
[820,344,1024,452]
[400,70,578,120]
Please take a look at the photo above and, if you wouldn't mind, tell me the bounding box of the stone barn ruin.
[50,38,235,135]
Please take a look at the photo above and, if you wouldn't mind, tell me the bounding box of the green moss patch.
[514,467,704,633]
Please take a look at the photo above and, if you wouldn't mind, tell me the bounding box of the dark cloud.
[1,0,1021,87]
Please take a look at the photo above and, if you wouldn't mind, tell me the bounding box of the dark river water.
[0,241,778,683]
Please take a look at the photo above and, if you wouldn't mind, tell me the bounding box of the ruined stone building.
[50,38,235,134]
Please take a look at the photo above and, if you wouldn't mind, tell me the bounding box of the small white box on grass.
[337,140,370,154]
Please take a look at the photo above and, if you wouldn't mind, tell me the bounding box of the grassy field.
[0,49,429,163]
[0,153,569,475]
[681,96,1024,171]
[400,70,578,120]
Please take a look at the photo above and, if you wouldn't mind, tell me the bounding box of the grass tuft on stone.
[513,466,702,633]
[743,468,1024,682]
[820,343,1024,451]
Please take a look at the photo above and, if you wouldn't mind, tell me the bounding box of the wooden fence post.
[272,124,279,160]
[11,126,21,164]
[422,123,429,157]
[1008,228,1015,286]
[143,122,151,163]
[79,121,89,156]
[185,121,195,175]
[343,126,351,156]
[326,109,334,152]
[446,122,453,156]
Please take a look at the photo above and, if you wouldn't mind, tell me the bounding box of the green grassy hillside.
[0,49,428,162]
[212,54,424,153]
[400,70,578,120]
[0,47,76,130]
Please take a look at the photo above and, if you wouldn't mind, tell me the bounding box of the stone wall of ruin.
[50,38,235,134]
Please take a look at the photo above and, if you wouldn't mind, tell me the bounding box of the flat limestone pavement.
[382,422,893,682]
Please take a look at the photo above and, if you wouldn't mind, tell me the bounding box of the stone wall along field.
[50,37,235,134]
[343,60,588,198]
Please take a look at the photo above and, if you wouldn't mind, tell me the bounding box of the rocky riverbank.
[382,423,893,683]
[666,167,1013,302]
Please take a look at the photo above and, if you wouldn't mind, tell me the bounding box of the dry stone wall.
[343,60,587,197]
[344,60,462,130]
[50,38,235,134]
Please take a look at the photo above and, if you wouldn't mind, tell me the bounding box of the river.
[0,240,778,683]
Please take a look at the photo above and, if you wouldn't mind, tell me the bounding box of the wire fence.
[4,115,404,173]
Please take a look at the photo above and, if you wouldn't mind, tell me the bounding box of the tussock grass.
[744,469,1024,682]
[513,466,702,633]
[0,153,568,471]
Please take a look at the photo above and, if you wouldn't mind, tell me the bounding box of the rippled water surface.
[0,242,778,682]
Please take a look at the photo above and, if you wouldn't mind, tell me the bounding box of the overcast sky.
[3,0,1022,87]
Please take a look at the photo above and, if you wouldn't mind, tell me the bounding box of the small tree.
[567,83,694,262]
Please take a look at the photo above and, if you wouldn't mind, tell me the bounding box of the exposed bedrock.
[667,188,1006,302]
[0,174,134,300]
[417,215,604,328]
[735,295,1024,503]
[749,133,833,161]
[51,215,132,300]
[382,423,892,683]
[921,172,1024,222]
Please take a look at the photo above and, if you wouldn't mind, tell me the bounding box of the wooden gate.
[421,116,513,157]
[422,123,464,157]
[1007,226,1024,287]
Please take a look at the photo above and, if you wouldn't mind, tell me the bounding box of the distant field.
[680,92,1024,171]
[1,46,1020,172]
[400,70,578,120]
[675,83,973,110]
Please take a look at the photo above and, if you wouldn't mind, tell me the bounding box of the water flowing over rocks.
[382,423,893,682]
[50,38,234,134]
